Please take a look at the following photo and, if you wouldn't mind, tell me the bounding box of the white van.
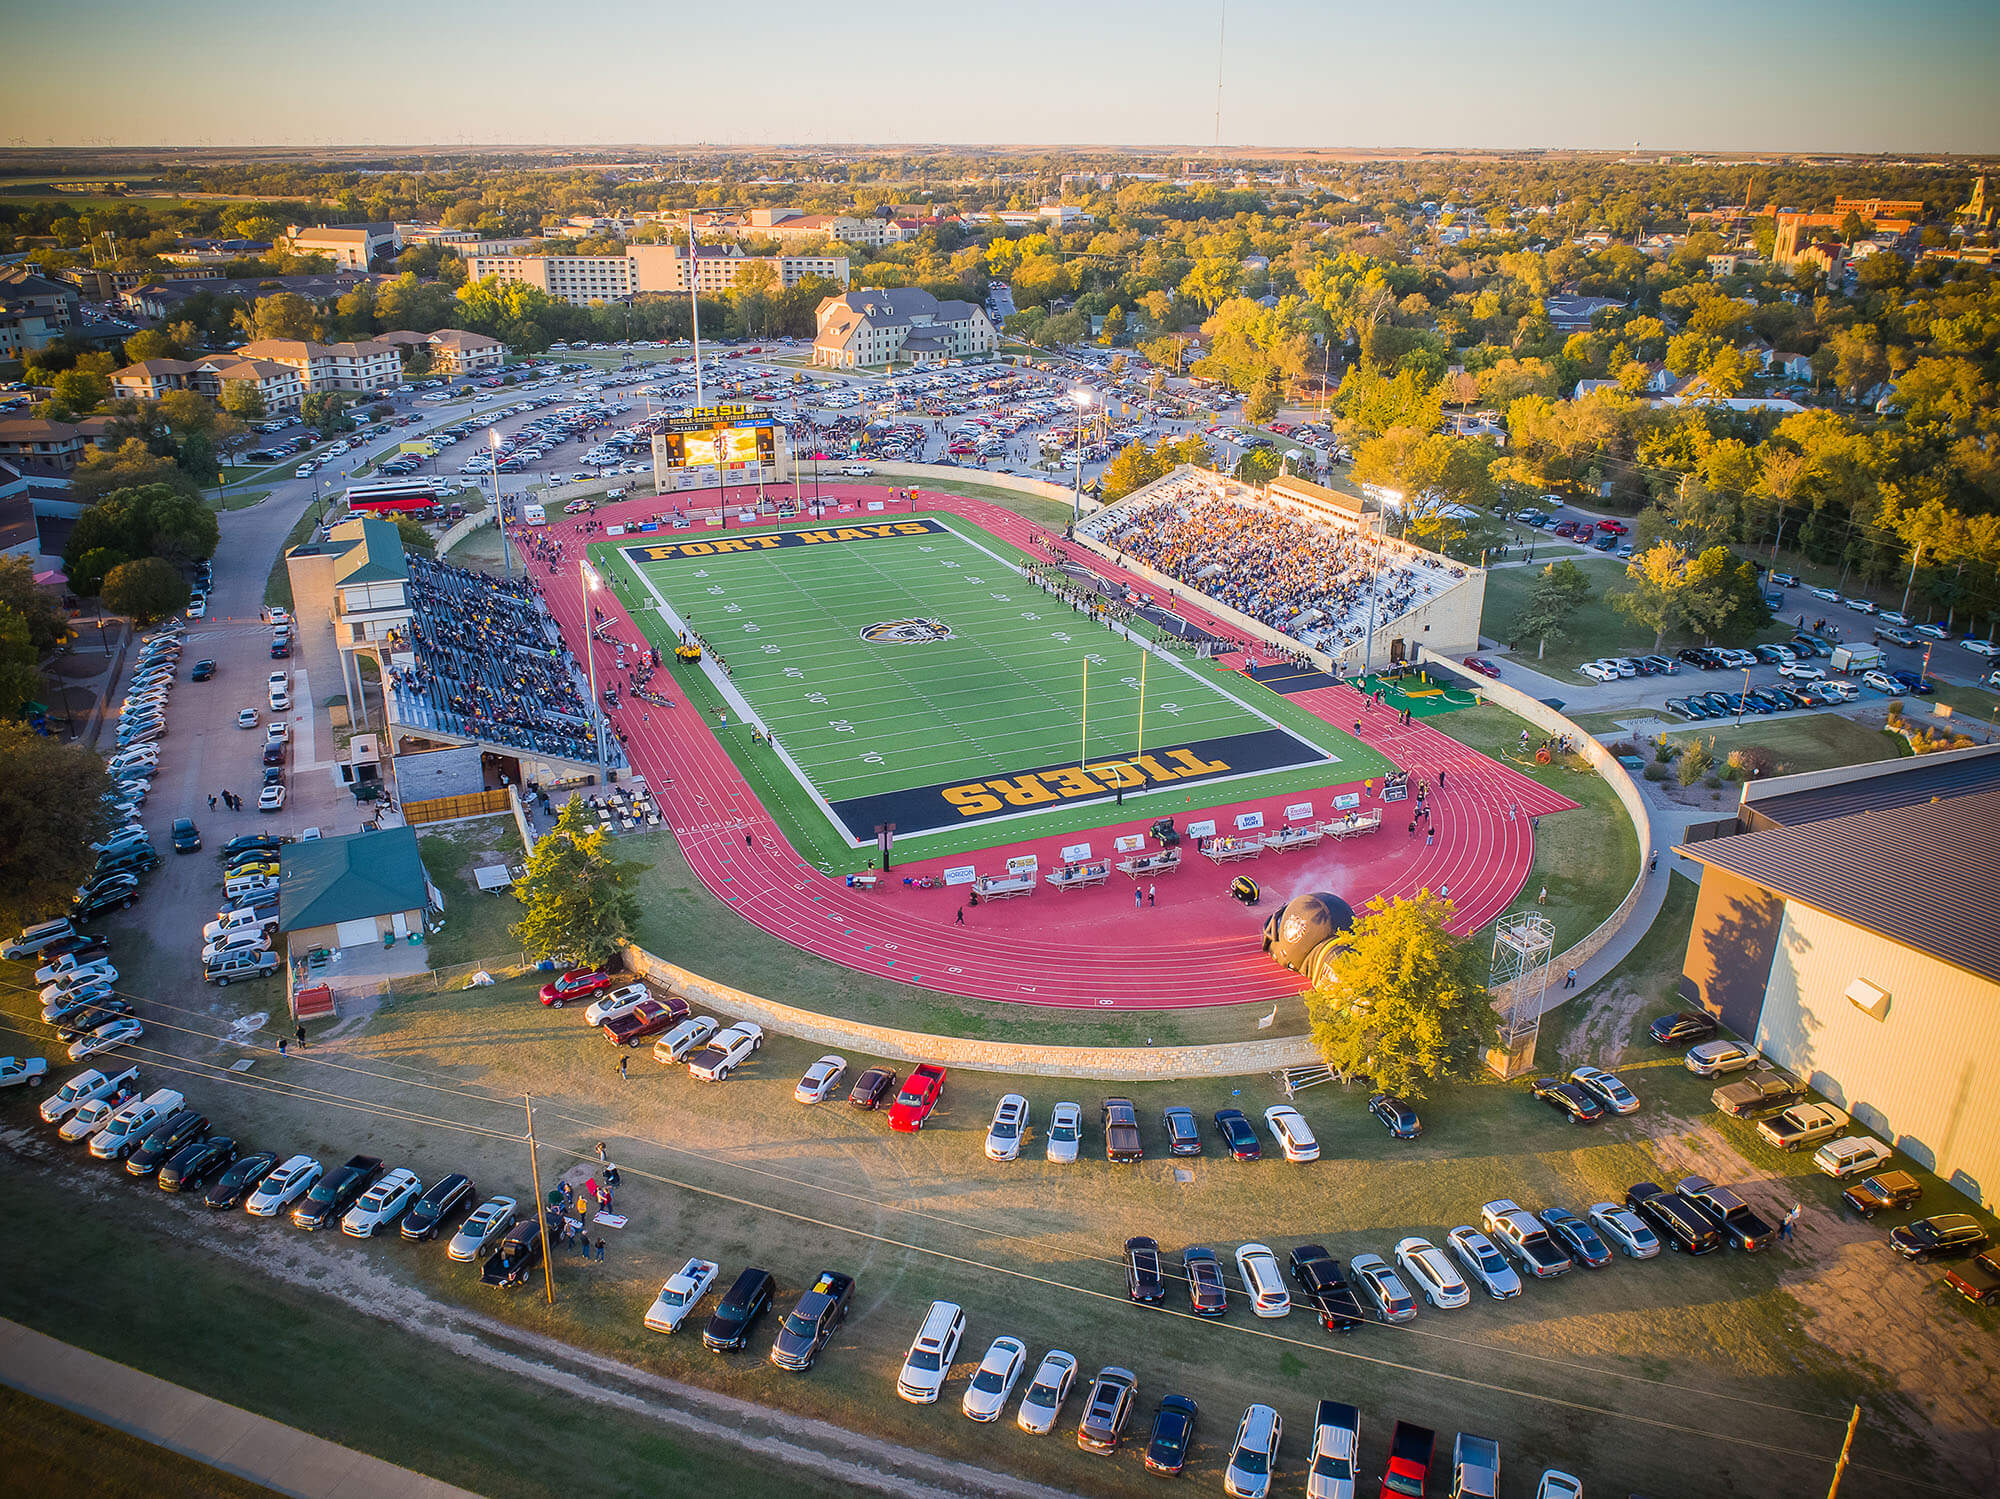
[522,502,547,526]
[5,918,75,961]
[895,1300,966,1404]
[89,1088,185,1159]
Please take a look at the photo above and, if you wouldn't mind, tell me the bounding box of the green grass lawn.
[1482,557,1792,682]
[417,818,527,970]
[1925,678,2000,733]
[0,1385,280,1499]
[1437,705,1641,950]
[1663,712,1910,777]
[213,486,270,512]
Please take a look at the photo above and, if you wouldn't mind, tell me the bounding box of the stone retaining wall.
[622,943,1317,1079]
[435,506,495,558]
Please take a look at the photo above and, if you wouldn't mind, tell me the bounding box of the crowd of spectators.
[388,554,623,768]
[1087,474,1465,655]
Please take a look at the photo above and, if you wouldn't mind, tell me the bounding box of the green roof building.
[278,825,433,950]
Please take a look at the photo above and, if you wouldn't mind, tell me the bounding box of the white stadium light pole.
[1070,388,1091,526]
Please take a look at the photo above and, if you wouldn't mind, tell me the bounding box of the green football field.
[606,514,1389,856]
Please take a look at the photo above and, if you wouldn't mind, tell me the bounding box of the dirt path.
[1,1131,1082,1499]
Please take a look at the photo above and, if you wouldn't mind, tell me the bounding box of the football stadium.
[606,512,1394,859]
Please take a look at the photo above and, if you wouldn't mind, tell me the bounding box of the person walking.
[955,907,965,925]
[617,1055,629,1081]
[596,1237,607,1262]
[1437,769,1448,790]
[1148,883,1157,907]
[1133,887,1143,911]
[1780,1204,1800,1241]
[1425,829,1435,847]
[596,1141,608,1163]
[745,833,752,849]
[277,1038,288,1057]
[295,1024,306,1048]
[208,793,217,810]
[1563,967,1577,989]
[1649,849,1659,871]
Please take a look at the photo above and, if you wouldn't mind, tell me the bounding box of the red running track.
[522,485,1576,1010]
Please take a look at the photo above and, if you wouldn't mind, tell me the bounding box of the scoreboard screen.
[657,406,777,468]
[662,425,775,467]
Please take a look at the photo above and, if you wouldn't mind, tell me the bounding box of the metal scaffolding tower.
[1485,911,1556,1079]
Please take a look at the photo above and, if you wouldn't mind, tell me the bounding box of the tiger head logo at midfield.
[860,618,954,645]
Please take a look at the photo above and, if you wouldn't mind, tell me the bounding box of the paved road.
[0,1317,484,1499]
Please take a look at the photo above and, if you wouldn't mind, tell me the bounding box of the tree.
[101,557,190,623]
[1611,542,1697,649]
[301,390,353,436]
[509,797,646,967]
[237,291,321,343]
[1513,559,1594,652]
[0,722,111,931]
[70,438,201,507]
[63,482,219,591]
[0,608,39,720]
[1303,892,1494,1099]
[390,515,437,556]
[1243,380,1280,423]
[0,556,71,654]
[48,369,109,415]
[219,379,266,422]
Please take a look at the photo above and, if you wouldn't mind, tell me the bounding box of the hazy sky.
[9,0,1998,154]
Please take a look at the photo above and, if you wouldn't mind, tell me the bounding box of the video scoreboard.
[656,404,778,468]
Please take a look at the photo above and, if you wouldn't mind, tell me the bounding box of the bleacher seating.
[1083,473,1467,654]
[388,554,624,769]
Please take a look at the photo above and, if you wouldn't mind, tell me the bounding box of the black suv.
[1890,1215,1991,1263]
[1626,1180,1722,1254]
[1144,1395,1199,1476]
[1648,1011,1718,1046]
[703,1267,775,1352]
[401,1173,476,1241]
[125,1110,209,1178]
[158,1135,237,1193]
[1288,1244,1365,1330]
[1369,1092,1424,1138]
[768,1270,853,1371]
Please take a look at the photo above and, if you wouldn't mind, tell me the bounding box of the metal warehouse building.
[1676,746,2000,1210]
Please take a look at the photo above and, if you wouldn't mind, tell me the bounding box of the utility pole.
[523,1095,556,1308]
[1824,1406,1861,1499]
[1899,541,1923,618]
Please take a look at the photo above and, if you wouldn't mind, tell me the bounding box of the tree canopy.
[0,723,111,930]
[509,797,646,968]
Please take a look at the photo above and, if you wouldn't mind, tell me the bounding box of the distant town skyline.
[7,0,1999,156]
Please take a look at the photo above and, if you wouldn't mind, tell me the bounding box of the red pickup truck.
[888,1065,947,1132]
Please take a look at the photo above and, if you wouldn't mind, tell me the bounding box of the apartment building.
[285,223,402,270]
[0,267,80,351]
[111,355,306,412]
[811,288,997,369]
[994,205,1093,229]
[466,246,848,306]
[377,327,505,374]
[236,338,404,394]
[0,417,106,473]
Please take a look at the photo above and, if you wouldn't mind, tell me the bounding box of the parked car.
[1712,1071,1807,1118]
[1305,1400,1362,1499]
[1123,1236,1167,1303]
[580,982,652,1027]
[1756,1102,1850,1152]
[793,1054,847,1104]
[401,1173,476,1240]
[1480,1199,1572,1278]
[538,968,616,1007]
[645,1257,721,1334]
[960,1336,1027,1423]
[1015,1348,1078,1436]
[1235,1243,1292,1318]
[1585,1201,1661,1259]
[1213,1107,1261,1159]
[1837,1171,1923,1223]
[481,1217,544,1288]
[768,1270,853,1372]
[1286,1243,1365,1330]
[292,1154,383,1231]
[1161,1104,1202,1156]
[1686,1039,1758,1076]
[1538,1206,1614,1267]
[1348,1253,1418,1323]
[203,1151,279,1210]
[602,998,685,1048]
[1076,1367,1139,1454]
[1439,1225,1522,1298]
[342,1167,424,1236]
[68,1016,143,1060]
[684,1021,763,1079]
[1179,1244,1228,1316]
[845,1064,897,1110]
[1889,1215,1991,1263]
[651,1013,719,1066]
[1145,1394,1200,1477]
[245,1155,322,1217]
[1264,1103,1321,1161]
[447,1196,519,1261]
[1369,1092,1423,1138]
[1224,1403,1283,1499]
[170,818,201,853]
[1394,1237,1471,1308]
[888,1064,947,1132]
[1649,1010,1718,1046]
[702,1267,776,1352]
[1943,1249,2000,1306]
[1568,1064,1639,1114]
[1625,1180,1721,1254]
[984,1093,1030,1160]
[157,1134,238,1193]
[1529,1076,1604,1124]
[1045,1100,1082,1162]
